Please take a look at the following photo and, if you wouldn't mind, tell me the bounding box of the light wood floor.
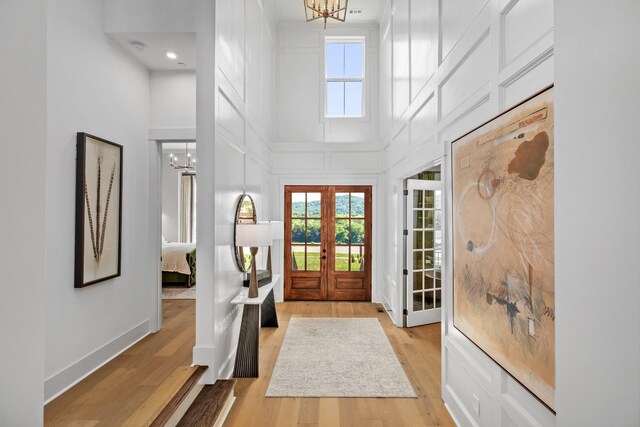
[44,299,196,427]
[225,301,455,427]
[44,300,453,427]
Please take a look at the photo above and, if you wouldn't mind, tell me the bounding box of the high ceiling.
[108,32,196,71]
[273,0,385,24]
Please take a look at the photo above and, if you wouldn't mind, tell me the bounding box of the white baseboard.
[44,319,150,404]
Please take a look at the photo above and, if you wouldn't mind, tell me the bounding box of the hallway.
[43,300,452,427]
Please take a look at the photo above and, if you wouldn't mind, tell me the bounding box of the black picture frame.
[74,132,123,288]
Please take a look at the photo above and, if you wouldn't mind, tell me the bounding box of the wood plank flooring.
[44,300,453,427]
[44,300,195,427]
[225,301,455,427]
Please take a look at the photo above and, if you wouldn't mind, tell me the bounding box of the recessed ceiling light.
[129,40,146,51]
[166,51,177,60]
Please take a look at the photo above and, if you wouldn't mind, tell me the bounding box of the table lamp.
[235,223,272,298]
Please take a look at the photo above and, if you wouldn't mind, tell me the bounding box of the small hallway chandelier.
[304,0,349,29]
[169,142,196,171]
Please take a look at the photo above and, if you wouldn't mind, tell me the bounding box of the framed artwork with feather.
[75,133,123,288]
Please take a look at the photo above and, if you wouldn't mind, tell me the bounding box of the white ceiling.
[108,32,196,71]
[273,0,385,24]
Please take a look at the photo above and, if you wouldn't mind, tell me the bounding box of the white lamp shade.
[236,223,272,247]
[268,221,284,240]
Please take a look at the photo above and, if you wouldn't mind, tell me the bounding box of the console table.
[231,275,280,378]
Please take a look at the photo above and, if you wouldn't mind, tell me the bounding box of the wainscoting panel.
[378,0,555,424]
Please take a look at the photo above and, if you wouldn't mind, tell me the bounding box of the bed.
[162,242,196,287]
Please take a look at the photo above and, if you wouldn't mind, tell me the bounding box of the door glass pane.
[336,192,349,216]
[424,290,435,309]
[413,292,423,311]
[434,210,442,228]
[434,269,442,289]
[424,250,434,268]
[307,219,321,244]
[413,250,423,270]
[350,192,365,217]
[335,219,350,244]
[435,289,442,308]
[292,193,305,217]
[413,231,423,249]
[413,210,423,229]
[414,190,423,208]
[335,246,349,271]
[413,271,423,291]
[435,191,442,209]
[351,219,365,244]
[424,270,435,289]
[291,219,305,244]
[350,245,364,271]
[424,210,435,229]
[306,246,321,271]
[424,191,435,208]
[424,230,434,249]
[291,245,305,271]
[307,193,322,218]
[435,230,442,250]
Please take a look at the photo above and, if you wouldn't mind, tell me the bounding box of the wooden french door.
[284,186,372,301]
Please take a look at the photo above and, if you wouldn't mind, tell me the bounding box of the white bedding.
[162,242,196,275]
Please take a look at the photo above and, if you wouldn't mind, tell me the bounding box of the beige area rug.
[162,285,196,300]
[266,317,417,398]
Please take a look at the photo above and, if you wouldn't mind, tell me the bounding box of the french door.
[284,186,372,301]
[406,179,443,327]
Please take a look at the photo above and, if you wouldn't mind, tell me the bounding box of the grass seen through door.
[293,251,363,271]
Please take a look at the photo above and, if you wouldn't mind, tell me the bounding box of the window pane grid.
[410,189,443,311]
[325,41,364,117]
[290,192,322,272]
[334,192,366,271]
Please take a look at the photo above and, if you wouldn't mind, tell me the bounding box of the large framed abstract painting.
[451,86,555,410]
[75,133,123,288]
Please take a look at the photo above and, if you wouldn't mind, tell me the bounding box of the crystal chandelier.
[303,0,349,29]
[169,142,196,171]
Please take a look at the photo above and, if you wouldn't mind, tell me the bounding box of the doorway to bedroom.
[160,141,197,301]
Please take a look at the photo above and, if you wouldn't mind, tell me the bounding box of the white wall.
[103,0,197,34]
[554,1,640,426]
[379,0,555,425]
[150,71,197,131]
[271,23,384,302]
[43,0,152,402]
[194,0,276,381]
[0,1,47,424]
[274,24,382,175]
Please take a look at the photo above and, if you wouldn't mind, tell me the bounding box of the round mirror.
[234,194,257,271]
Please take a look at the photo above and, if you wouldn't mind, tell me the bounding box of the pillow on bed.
[162,234,168,244]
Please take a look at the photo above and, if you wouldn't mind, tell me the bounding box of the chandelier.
[303,0,349,29]
[169,142,196,171]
